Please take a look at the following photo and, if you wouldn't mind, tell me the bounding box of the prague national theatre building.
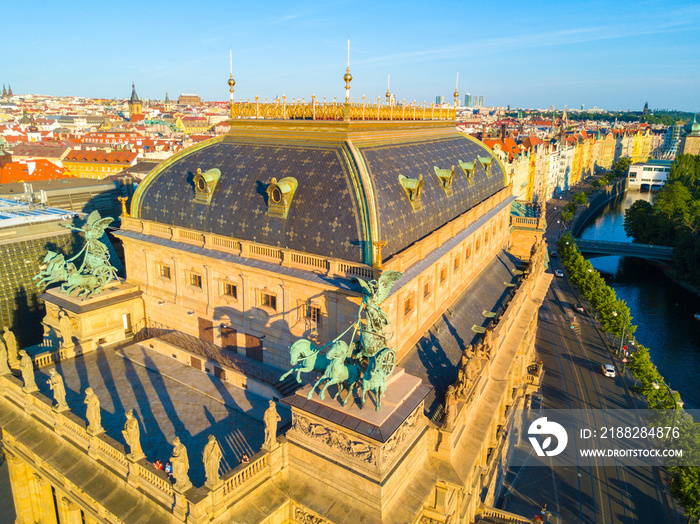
[0,75,550,524]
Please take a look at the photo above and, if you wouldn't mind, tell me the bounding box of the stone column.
[30,473,58,524]
[5,451,36,524]
[58,496,81,524]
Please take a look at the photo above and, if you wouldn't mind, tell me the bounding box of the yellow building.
[0,80,550,524]
[63,149,138,179]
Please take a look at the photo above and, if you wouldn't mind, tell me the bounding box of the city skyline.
[3,0,700,111]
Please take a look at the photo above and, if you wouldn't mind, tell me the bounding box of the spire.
[165,91,170,103]
[8,85,12,96]
[453,72,459,109]
[130,83,140,103]
[2,85,5,97]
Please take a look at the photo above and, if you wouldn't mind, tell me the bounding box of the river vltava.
[577,190,700,409]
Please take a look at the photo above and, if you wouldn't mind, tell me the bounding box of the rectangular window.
[221,282,237,298]
[404,294,414,316]
[158,264,171,279]
[189,273,202,288]
[423,281,432,300]
[304,304,321,324]
[439,267,447,284]
[453,256,460,273]
[260,293,277,311]
[465,246,471,261]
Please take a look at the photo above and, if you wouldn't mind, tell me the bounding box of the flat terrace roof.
[30,344,290,487]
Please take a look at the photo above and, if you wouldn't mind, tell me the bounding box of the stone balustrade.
[0,371,282,520]
[477,503,533,524]
[121,215,376,281]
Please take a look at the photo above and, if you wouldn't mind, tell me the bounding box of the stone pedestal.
[283,368,431,521]
[41,281,145,356]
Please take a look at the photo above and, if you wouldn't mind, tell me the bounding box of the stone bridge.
[574,238,674,261]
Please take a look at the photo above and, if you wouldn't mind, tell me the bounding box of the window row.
[155,262,321,323]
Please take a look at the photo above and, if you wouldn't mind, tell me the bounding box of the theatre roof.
[131,120,507,265]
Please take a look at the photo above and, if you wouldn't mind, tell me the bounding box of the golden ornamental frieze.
[231,97,456,122]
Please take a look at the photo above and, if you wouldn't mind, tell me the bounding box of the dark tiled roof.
[133,132,505,264]
[135,140,366,262]
[398,250,523,417]
[356,137,505,259]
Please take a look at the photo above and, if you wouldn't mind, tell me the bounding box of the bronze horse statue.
[279,339,330,384]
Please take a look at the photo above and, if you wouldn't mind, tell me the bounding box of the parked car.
[602,364,616,378]
[555,269,564,277]
[550,251,558,258]
[574,304,585,313]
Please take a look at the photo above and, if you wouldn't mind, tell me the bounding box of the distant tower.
[2,85,6,98]
[8,84,13,96]
[129,83,143,119]
[643,101,649,116]
[164,91,172,112]
[464,93,471,107]
[479,96,484,107]
[436,95,444,105]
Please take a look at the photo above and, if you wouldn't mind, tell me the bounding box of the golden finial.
[344,37,352,103]
[117,196,129,217]
[386,74,391,105]
[228,48,236,118]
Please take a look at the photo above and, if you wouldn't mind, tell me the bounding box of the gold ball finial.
[343,68,352,86]
[228,75,236,92]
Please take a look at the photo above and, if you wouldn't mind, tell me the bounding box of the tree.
[610,157,632,179]
[624,200,654,243]
[573,191,587,205]
[669,154,700,198]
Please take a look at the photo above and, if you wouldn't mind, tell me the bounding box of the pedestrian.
[153,459,163,470]
[164,461,173,481]
[240,453,250,464]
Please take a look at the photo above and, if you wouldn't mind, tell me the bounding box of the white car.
[555,269,564,277]
[602,364,616,378]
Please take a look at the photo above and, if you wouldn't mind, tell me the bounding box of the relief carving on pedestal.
[294,505,330,524]
[381,405,422,466]
[292,414,376,466]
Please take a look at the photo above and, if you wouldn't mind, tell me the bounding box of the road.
[499,194,685,523]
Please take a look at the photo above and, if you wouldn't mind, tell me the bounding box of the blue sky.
[5,0,700,111]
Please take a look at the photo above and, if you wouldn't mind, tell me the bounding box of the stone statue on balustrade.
[59,311,74,349]
[84,387,104,435]
[263,400,281,451]
[0,339,10,375]
[170,436,192,492]
[122,410,144,460]
[47,369,68,411]
[442,385,457,431]
[474,341,486,360]
[3,328,19,368]
[483,322,494,357]
[203,434,223,489]
[19,350,38,393]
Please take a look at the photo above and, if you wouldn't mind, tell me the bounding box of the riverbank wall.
[571,178,628,237]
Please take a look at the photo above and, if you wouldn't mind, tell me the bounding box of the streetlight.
[612,310,626,357]
[652,380,680,426]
